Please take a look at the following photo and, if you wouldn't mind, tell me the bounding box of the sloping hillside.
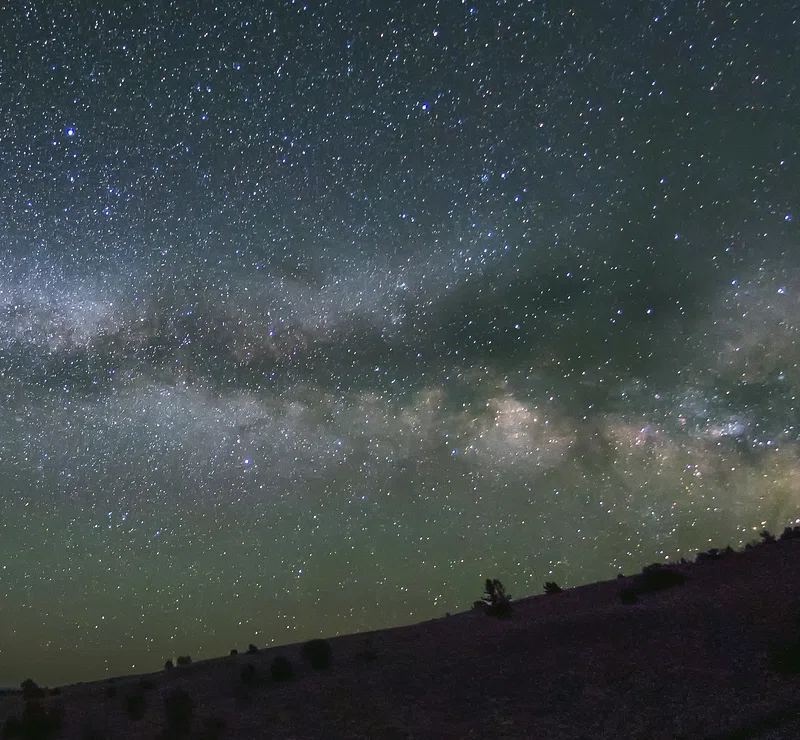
[5,536,800,739]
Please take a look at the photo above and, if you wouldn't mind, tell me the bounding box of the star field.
[0,1,798,685]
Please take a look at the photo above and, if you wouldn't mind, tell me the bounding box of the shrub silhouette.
[247,643,258,654]
[240,663,259,687]
[229,649,238,656]
[639,564,688,593]
[80,725,107,740]
[760,529,777,544]
[20,679,43,701]
[482,578,512,617]
[355,648,378,662]
[25,702,63,739]
[303,639,333,669]
[4,702,64,740]
[125,691,147,721]
[270,655,293,681]
[696,548,723,562]
[176,655,192,667]
[203,717,227,739]
[781,526,800,541]
[771,638,800,674]
[164,659,174,671]
[544,581,563,594]
[3,716,22,738]
[164,688,193,736]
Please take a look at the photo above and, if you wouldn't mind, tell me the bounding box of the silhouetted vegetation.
[760,529,777,545]
[270,655,293,681]
[229,648,238,656]
[240,663,259,688]
[247,643,258,654]
[125,690,147,721]
[201,717,226,740]
[79,724,106,740]
[482,578,513,617]
[696,548,724,562]
[3,701,63,740]
[164,659,174,671]
[164,688,194,737]
[618,564,686,603]
[176,655,192,667]
[20,679,43,702]
[639,563,688,593]
[781,526,800,541]
[3,716,22,739]
[771,638,800,674]
[302,639,333,669]
[544,581,563,594]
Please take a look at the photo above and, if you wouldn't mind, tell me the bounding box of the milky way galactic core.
[0,1,798,684]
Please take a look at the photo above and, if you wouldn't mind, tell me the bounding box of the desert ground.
[5,534,800,739]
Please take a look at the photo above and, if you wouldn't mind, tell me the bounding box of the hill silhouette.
[4,530,800,738]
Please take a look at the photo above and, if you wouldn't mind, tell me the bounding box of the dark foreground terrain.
[5,534,800,739]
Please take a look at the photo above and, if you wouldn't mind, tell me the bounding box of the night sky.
[0,0,798,686]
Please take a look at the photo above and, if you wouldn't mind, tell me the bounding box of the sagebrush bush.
[270,655,293,681]
[302,639,333,669]
[3,715,22,738]
[247,643,258,654]
[4,702,64,740]
[771,638,800,674]
[125,691,147,721]
[23,702,63,739]
[164,659,174,670]
[639,564,688,593]
[20,679,43,701]
[240,663,259,687]
[544,581,563,594]
[696,548,723,562]
[176,655,192,667]
[164,688,194,736]
[781,526,800,541]
[204,717,227,739]
[355,648,377,662]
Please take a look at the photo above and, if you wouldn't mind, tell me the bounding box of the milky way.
[0,1,798,684]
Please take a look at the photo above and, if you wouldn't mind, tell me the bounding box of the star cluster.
[0,1,798,684]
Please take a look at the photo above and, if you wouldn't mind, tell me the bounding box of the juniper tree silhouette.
[482,578,512,617]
